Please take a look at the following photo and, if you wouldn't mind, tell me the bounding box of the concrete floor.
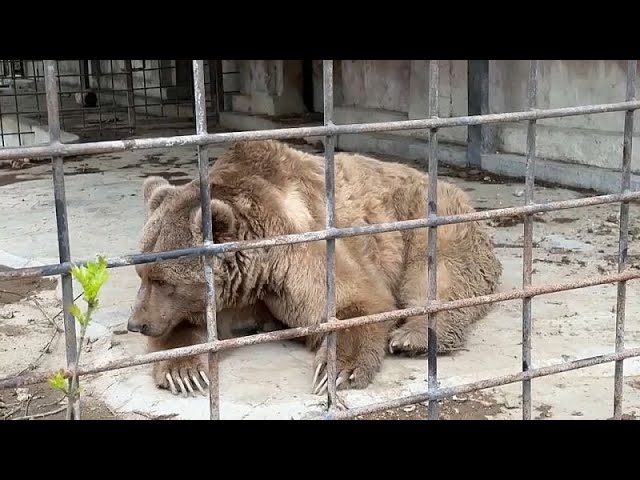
[1,135,640,420]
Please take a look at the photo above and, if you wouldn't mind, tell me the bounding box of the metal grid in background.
[0,60,230,147]
[0,60,638,420]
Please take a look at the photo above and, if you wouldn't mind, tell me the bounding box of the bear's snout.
[127,319,149,335]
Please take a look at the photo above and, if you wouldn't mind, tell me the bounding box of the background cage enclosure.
[0,59,639,420]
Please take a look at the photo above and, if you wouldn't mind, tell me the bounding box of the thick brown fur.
[127,139,502,394]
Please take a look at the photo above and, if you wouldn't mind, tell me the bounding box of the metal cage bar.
[192,60,221,419]
[521,60,538,420]
[2,190,640,282]
[44,60,80,420]
[1,60,640,420]
[321,60,339,408]
[426,60,440,420]
[613,59,637,419]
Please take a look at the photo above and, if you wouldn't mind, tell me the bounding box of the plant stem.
[65,303,94,420]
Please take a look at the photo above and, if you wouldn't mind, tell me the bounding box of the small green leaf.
[70,255,109,308]
[48,369,68,392]
[68,303,84,320]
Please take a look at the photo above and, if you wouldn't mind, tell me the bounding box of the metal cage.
[0,60,638,420]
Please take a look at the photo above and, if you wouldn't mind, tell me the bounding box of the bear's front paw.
[311,343,375,395]
[153,357,210,397]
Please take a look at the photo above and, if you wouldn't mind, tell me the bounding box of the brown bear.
[127,139,502,397]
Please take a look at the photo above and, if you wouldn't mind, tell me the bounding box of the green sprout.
[49,255,109,420]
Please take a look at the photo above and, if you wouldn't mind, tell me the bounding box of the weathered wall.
[303,60,640,175]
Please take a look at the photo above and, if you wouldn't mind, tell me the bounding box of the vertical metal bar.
[54,61,67,133]
[0,75,5,147]
[78,60,88,131]
[124,60,136,135]
[207,60,223,126]
[522,60,539,420]
[467,60,490,168]
[44,60,79,420]
[142,61,149,119]
[158,60,166,118]
[613,59,637,420]
[10,62,23,146]
[95,62,104,135]
[32,60,42,124]
[109,60,118,132]
[322,60,338,411]
[427,59,440,420]
[192,60,220,420]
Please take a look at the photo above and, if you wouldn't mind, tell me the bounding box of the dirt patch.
[354,391,505,420]
[551,217,579,224]
[0,382,121,420]
[0,265,56,304]
[0,324,28,336]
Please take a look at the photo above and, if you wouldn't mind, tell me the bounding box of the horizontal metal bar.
[330,345,640,420]
[1,267,638,391]
[2,100,640,161]
[1,190,638,282]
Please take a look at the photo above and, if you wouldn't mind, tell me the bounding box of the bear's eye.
[153,279,167,287]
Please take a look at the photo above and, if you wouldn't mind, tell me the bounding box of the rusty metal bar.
[321,60,339,408]
[192,60,220,420]
[522,60,538,420]
[613,59,637,420]
[124,60,136,135]
[466,60,491,168]
[44,60,80,420]
[426,60,440,420]
[2,190,640,283]
[4,100,640,159]
[1,267,638,392]
[332,345,640,420]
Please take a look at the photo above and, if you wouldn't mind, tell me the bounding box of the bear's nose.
[127,321,148,335]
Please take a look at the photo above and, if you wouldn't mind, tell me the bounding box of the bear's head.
[126,175,241,338]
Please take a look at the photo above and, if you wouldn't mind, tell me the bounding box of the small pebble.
[513,190,524,198]
[403,405,417,413]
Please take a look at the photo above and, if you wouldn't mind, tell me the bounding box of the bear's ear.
[192,199,236,240]
[143,176,174,212]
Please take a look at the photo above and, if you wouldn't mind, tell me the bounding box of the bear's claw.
[164,369,209,397]
[311,361,354,395]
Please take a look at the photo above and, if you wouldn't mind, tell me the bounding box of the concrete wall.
[220,60,640,193]
[321,60,640,174]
